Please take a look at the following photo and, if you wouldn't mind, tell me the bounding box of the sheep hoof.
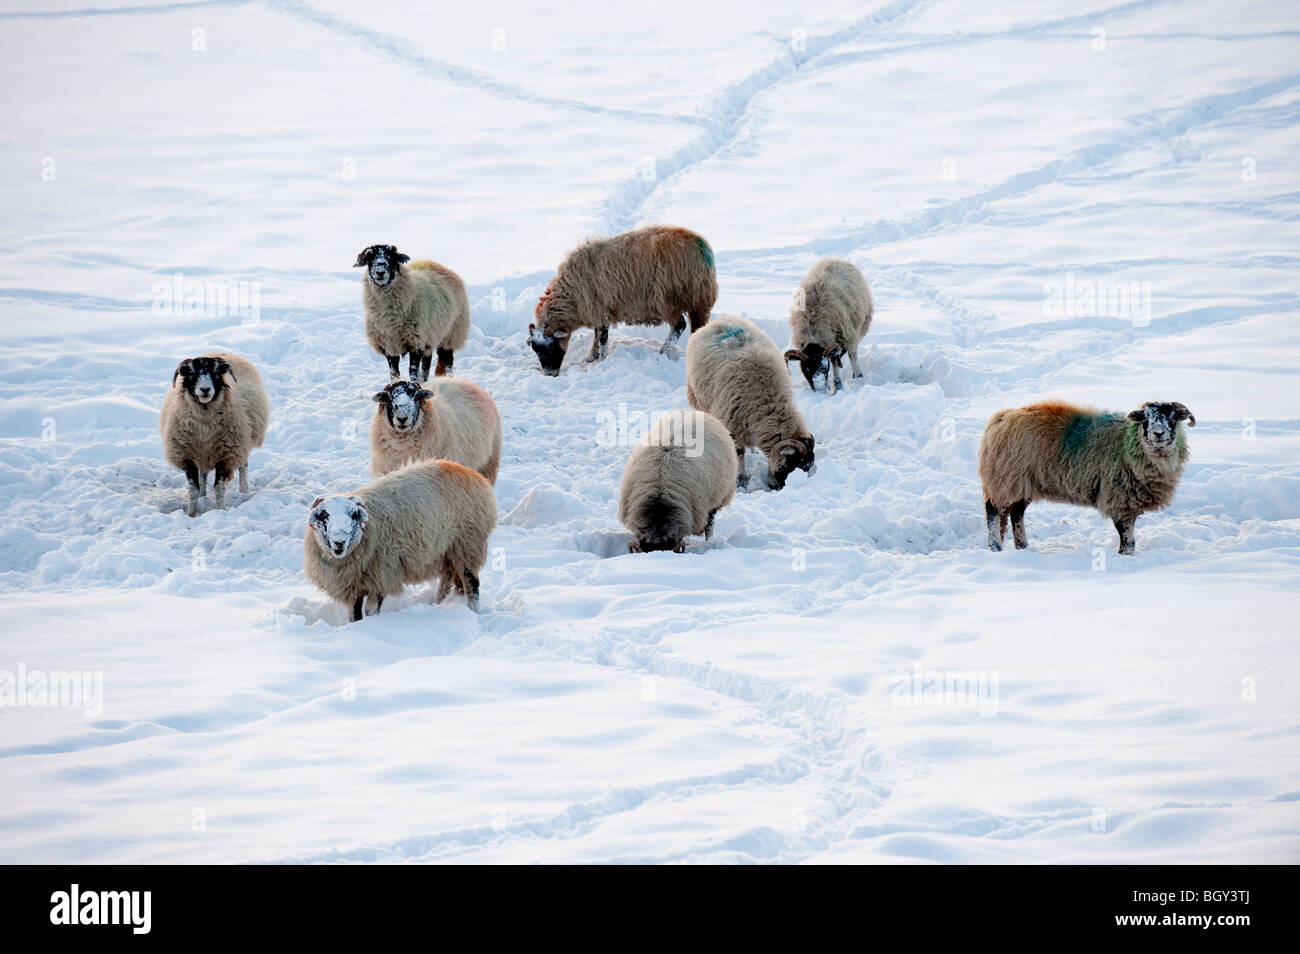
[186,503,198,518]
[1014,540,1028,550]
[988,540,1002,552]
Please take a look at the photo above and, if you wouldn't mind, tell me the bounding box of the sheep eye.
[314,511,327,523]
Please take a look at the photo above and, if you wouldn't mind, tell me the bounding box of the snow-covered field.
[1,0,1298,863]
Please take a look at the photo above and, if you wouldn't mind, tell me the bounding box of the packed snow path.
[1,0,1297,862]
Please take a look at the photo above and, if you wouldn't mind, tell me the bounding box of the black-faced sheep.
[355,244,471,382]
[784,257,874,393]
[303,460,497,621]
[528,225,717,375]
[618,409,737,553]
[160,353,270,517]
[685,315,816,490]
[370,377,502,484]
[979,400,1195,555]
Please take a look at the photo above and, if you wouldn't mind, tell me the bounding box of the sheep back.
[363,259,471,356]
[618,409,737,548]
[537,225,717,335]
[979,401,1190,519]
[303,461,497,608]
[685,315,809,458]
[370,377,502,482]
[791,257,873,353]
[160,352,269,473]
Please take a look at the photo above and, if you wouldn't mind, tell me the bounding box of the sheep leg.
[350,596,365,622]
[736,444,748,490]
[830,355,844,393]
[408,351,421,381]
[365,593,384,617]
[435,561,454,603]
[385,354,401,380]
[985,499,1003,552]
[688,310,708,333]
[183,461,202,517]
[999,513,1007,542]
[238,465,249,495]
[1010,500,1029,549]
[704,509,717,540]
[463,571,481,612]
[848,349,863,379]
[1114,516,1136,555]
[433,348,450,378]
[659,320,684,355]
[585,325,609,362]
[213,461,231,510]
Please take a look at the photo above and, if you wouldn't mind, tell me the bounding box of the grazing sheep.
[685,315,816,490]
[529,225,717,375]
[784,257,873,393]
[370,377,502,484]
[619,409,737,553]
[160,353,270,517]
[303,460,498,621]
[979,400,1195,555]
[355,244,471,382]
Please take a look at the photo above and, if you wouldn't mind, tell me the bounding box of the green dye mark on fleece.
[712,324,745,344]
[695,236,715,271]
[1062,411,1125,457]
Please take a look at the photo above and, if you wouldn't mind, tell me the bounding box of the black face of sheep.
[528,322,568,376]
[309,495,369,559]
[1127,402,1195,451]
[173,356,234,405]
[769,435,816,489]
[784,345,844,392]
[354,244,410,287]
[372,380,433,432]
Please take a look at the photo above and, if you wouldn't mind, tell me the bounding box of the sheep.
[783,257,874,394]
[160,353,270,517]
[370,377,502,484]
[685,315,816,490]
[978,400,1195,555]
[528,225,717,375]
[619,409,738,553]
[303,460,498,621]
[355,244,471,382]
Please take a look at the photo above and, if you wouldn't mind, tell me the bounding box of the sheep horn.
[1172,403,1196,426]
[784,349,808,363]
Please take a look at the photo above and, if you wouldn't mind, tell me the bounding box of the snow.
[1,0,1298,863]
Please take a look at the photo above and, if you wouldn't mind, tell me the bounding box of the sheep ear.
[396,253,410,264]
[354,247,372,267]
[349,496,369,526]
[217,360,236,383]
[803,434,815,453]
[784,349,807,363]
[372,390,389,404]
[414,389,433,403]
[172,361,191,388]
[1172,403,1196,426]
[528,323,536,334]
[310,496,325,510]
[1127,409,1145,422]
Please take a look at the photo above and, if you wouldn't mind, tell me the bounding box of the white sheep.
[784,257,873,393]
[686,315,816,490]
[356,244,471,382]
[618,409,737,553]
[303,460,498,621]
[160,352,270,517]
[370,377,502,484]
[979,400,1195,554]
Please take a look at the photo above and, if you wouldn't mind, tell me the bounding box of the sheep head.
[1126,401,1195,453]
[768,434,816,489]
[529,286,571,376]
[784,344,843,392]
[309,495,369,559]
[173,356,234,405]
[354,244,409,287]
[372,380,433,432]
